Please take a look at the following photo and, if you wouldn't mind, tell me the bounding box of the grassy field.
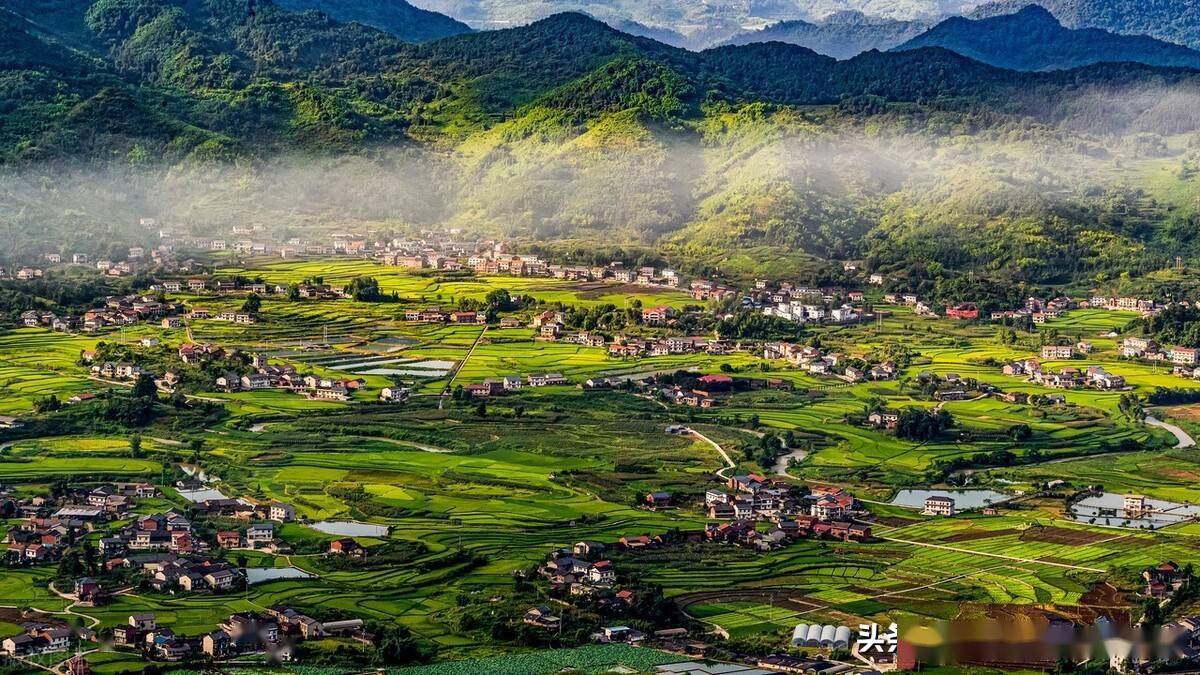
[5,267,1200,669]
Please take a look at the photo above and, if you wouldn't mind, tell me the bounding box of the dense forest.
[2,1,1200,284]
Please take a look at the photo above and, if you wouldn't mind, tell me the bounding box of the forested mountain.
[720,12,929,59]
[2,0,1200,286]
[274,0,472,42]
[897,5,1200,71]
[971,0,1200,51]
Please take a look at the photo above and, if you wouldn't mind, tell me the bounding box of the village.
[9,224,1200,674]
[0,474,389,668]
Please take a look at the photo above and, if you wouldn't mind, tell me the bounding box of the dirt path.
[439,326,487,409]
[872,532,1105,572]
[686,428,736,479]
[934,392,989,411]
[1145,415,1196,449]
[48,581,100,629]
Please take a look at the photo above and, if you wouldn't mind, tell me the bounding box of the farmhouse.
[1041,345,1075,360]
[1172,348,1200,365]
[1124,494,1147,515]
[644,492,672,509]
[329,538,366,556]
[945,302,979,319]
[379,387,410,402]
[1122,337,1158,358]
[923,495,955,516]
[1145,562,1186,599]
[523,606,561,629]
[867,411,899,429]
[528,373,567,387]
[641,305,676,326]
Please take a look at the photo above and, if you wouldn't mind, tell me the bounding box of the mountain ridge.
[3,3,1200,285]
[896,5,1200,71]
[719,12,930,59]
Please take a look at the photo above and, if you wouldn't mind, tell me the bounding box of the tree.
[1008,424,1032,441]
[241,293,261,313]
[484,288,513,311]
[348,276,382,302]
[33,394,61,413]
[132,373,157,399]
[372,625,428,665]
[129,434,144,458]
[895,407,954,441]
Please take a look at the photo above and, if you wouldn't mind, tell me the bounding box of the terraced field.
[5,269,1200,667]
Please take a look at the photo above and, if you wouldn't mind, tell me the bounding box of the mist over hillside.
[2,1,1200,283]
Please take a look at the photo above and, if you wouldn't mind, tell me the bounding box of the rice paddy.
[3,264,1199,666]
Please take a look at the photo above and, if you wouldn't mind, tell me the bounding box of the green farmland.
[2,264,1199,671]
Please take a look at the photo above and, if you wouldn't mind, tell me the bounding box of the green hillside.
[1,1,1200,285]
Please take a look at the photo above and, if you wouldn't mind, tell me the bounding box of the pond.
[1068,492,1200,529]
[245,567,312,585]
[310,520,390,537]
[890,489,1013,510]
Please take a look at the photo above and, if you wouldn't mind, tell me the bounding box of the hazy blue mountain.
[896,5,1200,70]
[970,0,1200,50]
[721,11,929,58]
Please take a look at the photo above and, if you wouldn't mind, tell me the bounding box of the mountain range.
[2,0,1200,286]
[720,11,929,58]
[894,6,1200,71]
[971,0,1200,51]
[398,0,1200,52]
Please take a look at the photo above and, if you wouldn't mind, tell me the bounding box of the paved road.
[1145,415,1196,449]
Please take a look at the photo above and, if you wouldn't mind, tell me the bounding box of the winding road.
[685,428,737,479]
[1145,415,1196,449]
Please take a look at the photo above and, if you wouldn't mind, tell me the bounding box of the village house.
[1041,345,1075,360]
[1123,337,1158,358]
[641,305,676,326]
[245,524,276,549]
[1172,347,1200,365]
[528,373,567,387]
[867,411,900,429]
[923,495,956,516]
[329,537,366,557]
[379,386,410,402]
[1145,561,1187,599]
[644,492,672,510]
[523,606,561,630]
[946,302,980,320]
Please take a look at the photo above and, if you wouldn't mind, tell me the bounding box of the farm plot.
[0,329,101,413]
